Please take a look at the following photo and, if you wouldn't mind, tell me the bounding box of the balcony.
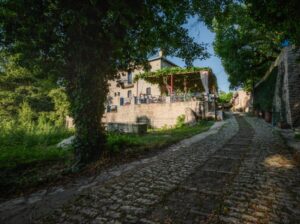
[116,78,134,89]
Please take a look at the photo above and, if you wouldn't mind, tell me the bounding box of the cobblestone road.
[9,114,300,223]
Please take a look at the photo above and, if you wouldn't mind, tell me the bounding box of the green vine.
[134,67,217,94]
[254,67,278,112]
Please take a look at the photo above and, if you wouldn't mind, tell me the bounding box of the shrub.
[175,114,185,128]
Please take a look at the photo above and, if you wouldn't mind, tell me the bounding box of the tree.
[218,91,233,104]
[0,50,69,126]
[245,0,300,45]
[0,51,52,120]
[212,3,282,89]
[0,1,208,166]
[193,1,282,89]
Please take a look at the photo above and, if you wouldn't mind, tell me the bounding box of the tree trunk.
[66,64,109,166]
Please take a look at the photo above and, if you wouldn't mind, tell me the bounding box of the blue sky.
[167,17,230,92]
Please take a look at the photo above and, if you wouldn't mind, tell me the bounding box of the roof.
[147,56,179,67]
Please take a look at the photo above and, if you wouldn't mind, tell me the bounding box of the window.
[128,71,133,84]
[127,90,132,98]
[146,87,151,95]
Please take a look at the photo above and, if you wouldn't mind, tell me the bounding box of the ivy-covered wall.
[255,46,300,128]
[254,67,278,112]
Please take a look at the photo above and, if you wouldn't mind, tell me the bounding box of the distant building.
[231,90,251,112]
[107,51,216,109]
[107,51,178,107]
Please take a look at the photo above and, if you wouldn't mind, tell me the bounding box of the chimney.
[158,50,163,57]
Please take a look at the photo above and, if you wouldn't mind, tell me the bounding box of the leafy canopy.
[218,91,233,104]
[193,0,287,89]
[135,66,217,95]
[0,0,210,164]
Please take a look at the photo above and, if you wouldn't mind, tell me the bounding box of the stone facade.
[271,46,300,128]
[231,90,251,112]
[107,53,177,107]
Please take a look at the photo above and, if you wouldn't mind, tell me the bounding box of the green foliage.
[135,66,217,95]
[0,0,209,164]
[175,114,186,128]
[212,4,281,89]
[193,1,282,89]
[135,67,212,79]
[48,88,70,126]
[218,91,233,104]
[0,120,73,169]
[18,101,34,126]
[107,120,213,153]
[107,134,142,153]
[254,67,278,112]
[246,0,300,45]
[0,51,69,127]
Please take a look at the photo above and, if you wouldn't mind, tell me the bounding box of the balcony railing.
[116,78,134,88]
[106,93,207,113]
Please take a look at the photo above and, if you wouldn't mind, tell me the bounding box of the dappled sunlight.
[264,154,295,169]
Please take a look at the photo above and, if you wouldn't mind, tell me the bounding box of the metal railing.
[106,93,207,113]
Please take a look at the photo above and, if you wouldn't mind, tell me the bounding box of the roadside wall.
[103,101,200,128]
[256,46,300,128]
[273,46,300,128]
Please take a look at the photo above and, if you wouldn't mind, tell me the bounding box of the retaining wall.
[103,101,200,128]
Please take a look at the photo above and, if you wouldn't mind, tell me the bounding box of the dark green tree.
[0,0,208,166]
[0,51,53,120]
[193,1,282,89]
[218,91,233,104]
[245,0,300,45]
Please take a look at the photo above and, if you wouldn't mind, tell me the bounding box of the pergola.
[135,67,218,96]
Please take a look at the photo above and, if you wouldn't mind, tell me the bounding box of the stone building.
[107,51,178,107]
[231,90,251,112]
[104,52,219,128]
[107,52,214,109]
[254,46,300,128]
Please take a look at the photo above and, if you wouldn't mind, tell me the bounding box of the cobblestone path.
[31,115,300,223]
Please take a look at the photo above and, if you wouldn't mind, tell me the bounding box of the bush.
[0,105,73,169]
[175,114,185,128]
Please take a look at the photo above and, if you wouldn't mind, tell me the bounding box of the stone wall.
[259,46,300,128]
[103,101,201,128]
[286,47,300,127]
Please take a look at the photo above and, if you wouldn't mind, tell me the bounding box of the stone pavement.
[2,114,300,223]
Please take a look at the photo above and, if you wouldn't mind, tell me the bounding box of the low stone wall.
[107,123,147,134]
[103,101,200,128]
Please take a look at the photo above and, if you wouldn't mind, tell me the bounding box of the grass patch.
[0,120,213,198]
[295,134,300,140]
[0,123,74,169]
[0,122,74,198]
[107,120,214,153]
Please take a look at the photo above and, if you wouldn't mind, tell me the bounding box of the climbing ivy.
[135,67,217,95]
[254,67,278,112]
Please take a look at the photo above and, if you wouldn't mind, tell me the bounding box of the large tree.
[245,0,300,45]
[193,1,282,89]
[0,0,208,166]
[212,4,281,89]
